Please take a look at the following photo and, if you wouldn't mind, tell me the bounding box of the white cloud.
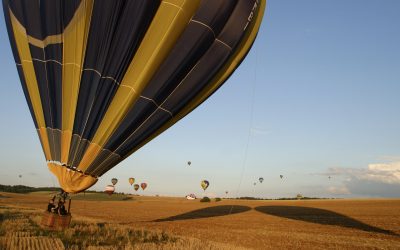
[324,162,400,185]
[319,161,400,197]
[366,162,400,184]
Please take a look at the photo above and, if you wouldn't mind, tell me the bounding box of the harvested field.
[0,236,64,250]
[1,192,399,249]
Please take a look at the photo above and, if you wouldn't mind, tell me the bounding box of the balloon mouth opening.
[47,162,98,194]
[47,160,93,175]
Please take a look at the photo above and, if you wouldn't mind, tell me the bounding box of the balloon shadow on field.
[255,206,398,237]
[153,205,251,222]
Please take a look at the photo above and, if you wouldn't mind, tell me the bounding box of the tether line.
[229,41,258,214]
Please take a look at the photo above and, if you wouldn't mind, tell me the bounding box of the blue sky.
[0,0,399,198]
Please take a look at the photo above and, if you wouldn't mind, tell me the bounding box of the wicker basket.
[41,212,71,230]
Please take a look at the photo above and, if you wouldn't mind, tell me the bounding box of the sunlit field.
[1,192,399,249]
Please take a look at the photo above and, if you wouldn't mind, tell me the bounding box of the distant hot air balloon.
[259,177,264,183]
[187,161,191,166]
[253,182,257,186]
[225,191,228,195]
[111,178,118,186]
[133,184,140,191]
[141,183,147,190]
[128,178,135,185]
[328,176,332,180]
[18,175,22,178]
[104,185,115,196]
[201,180,209,191]
[280,175,283,179]
[3,0,266,194]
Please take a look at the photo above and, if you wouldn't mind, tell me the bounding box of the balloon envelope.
[201,180,209,191]
[187,161,191,166]
[280,175,283,179]
[111,178,118,186]
[259,177,264,183]
[104,185,115,195]
[140,183,147,190]
[133,184,140,191]
[128,178,135,185]
[3,0,266,193]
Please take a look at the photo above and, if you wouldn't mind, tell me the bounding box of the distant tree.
[200,197,211,202]
[0,184,60,193]
[215,197,222,202]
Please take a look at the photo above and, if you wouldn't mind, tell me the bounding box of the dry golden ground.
[0,204,238,250]
[1,192,400,249]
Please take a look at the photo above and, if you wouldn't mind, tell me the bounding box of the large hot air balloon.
[104,185,115,195]
[201,180,209,191]
[128,177,135,185]
[3,0,266,194]
[259,177,264,183]
[133,184,140,191]
[111,178,118,186]
[140,183,147,190]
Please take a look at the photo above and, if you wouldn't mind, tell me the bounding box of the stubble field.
[1,192,399,249]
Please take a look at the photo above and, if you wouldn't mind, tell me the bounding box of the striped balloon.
[3,0,266,193]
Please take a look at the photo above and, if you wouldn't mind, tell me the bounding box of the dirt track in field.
[1,192,400,249]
